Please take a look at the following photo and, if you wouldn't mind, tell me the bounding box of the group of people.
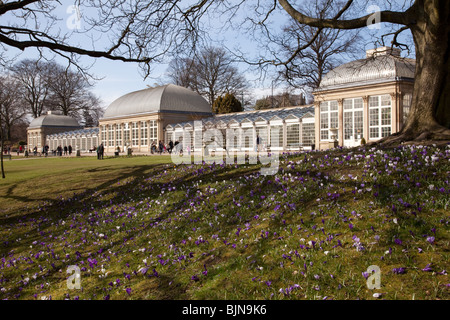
[151,140,168,154]
[150,139,185,155]
[8,135,264,159]
[28,145,70,157]
[53,145,73,156]
[3,145,24,155]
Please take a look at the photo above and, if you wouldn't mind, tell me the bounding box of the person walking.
[174,140,179,154]
[100,143,104,159]
[64,145,68,155]
[150,141,156,154]
[68,145,72,156]
[158,140,163,154]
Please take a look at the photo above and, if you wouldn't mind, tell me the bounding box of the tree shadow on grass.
[0,163,168,226]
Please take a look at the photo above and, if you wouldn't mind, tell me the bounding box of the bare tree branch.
[278,0,411,29]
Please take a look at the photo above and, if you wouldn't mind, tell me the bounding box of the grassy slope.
[0,147,448,300]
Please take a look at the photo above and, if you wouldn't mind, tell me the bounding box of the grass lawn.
[0,155,171,216]
[0,146,448,300]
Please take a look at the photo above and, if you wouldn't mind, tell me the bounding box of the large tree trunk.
[0,127,5,179]
[384,0,450,144]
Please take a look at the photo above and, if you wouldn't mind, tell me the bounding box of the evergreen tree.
[212,93,243,114]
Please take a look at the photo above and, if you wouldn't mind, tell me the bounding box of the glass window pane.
[286,124,300,147]
[370,108,379,126]
[330,101,338,111]
[382,108,391,126]
[302,123,315,146]
[381,94,391,106]
[270,125,283,148]
[320,113,328,129]
[344,112,353,140]
[330,112,338,128]
[343,99,353,110]
[370,127,379,139]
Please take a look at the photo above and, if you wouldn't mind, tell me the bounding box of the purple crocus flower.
[426,236,435,244]
[191,275,199,282]
[422,264,433,272]
[126,288,132,295]
[393,267,406,274]
[140,267,149,275]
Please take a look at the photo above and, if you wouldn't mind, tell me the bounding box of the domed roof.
[317,47,415,91]
[101,84,212,120]
[28,111,81,129]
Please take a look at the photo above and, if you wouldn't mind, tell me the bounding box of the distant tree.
[0,75,27,179]
[10,59,52,118]
[0,76,27,141]
[10,120,28,144]
[167,57,197,89]
[254,98,272,110]
[47,64,93,116]
[167,46,249,106]
[213,93,243,114]
[10,59,103,125]
[277,0,360,90]
[80,93,104,127]
[253,91,306,110]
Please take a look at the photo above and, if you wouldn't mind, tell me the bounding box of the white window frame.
[286,122,300,149]
[343,98,364,143]
[369,95,391,140]
[140,121,148,146]
[320,101,338,141]
[131,122,139,146]
[301,116,315,147]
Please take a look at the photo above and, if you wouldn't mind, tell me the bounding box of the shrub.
[360,137,366,145]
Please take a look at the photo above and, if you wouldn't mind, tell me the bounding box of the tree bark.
[383,0,450,144]
[0,119,4,179]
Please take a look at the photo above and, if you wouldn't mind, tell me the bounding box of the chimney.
[47,110,63,115]
[366,46,401,58]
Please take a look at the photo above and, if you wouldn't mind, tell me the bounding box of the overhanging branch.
[0,32,151,64]
[0,0,41,15]
[278,0,411,29]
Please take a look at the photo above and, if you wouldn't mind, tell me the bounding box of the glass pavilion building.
[313,46,415,149]
[164,106,315,153]
[41,47,415,154]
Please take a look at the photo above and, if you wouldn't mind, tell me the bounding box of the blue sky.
[2,0,415,110]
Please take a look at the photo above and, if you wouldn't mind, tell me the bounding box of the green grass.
[0,146,448,300]
[0,155,171,215]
